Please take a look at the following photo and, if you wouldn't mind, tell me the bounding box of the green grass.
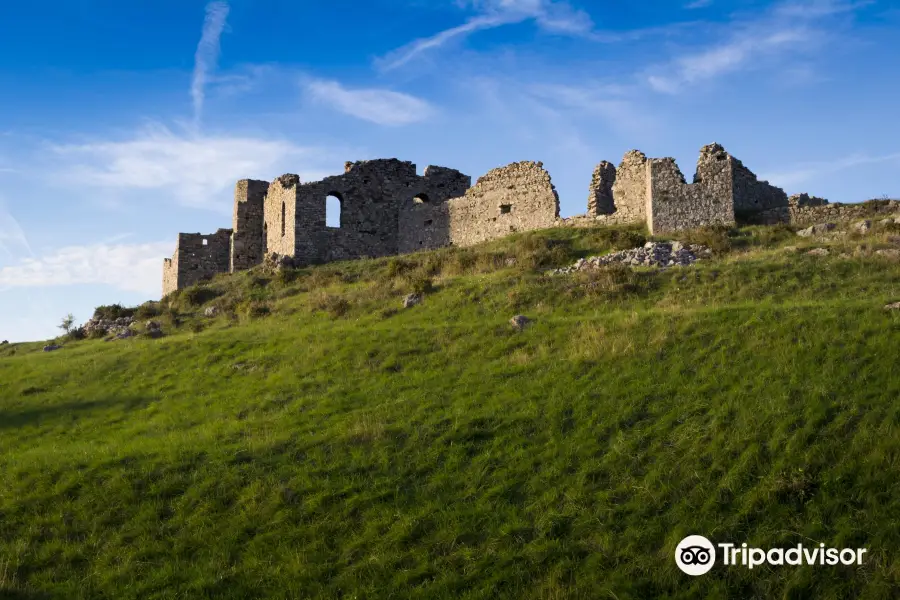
[2,222,900,599]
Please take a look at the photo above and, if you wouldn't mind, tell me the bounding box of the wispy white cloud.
[0,200,33,262]
[305,79,435,126]
[50,124,323,210]
[685,0,713,8]
[378,0,594,71]
[761,152,900,188]
[192,1,231,126]
[646,0,867,94]
[0,240,172,295]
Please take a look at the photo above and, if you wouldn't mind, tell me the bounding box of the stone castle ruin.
[161,143,824,296]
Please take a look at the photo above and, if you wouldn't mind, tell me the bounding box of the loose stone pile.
[81,316,135,338]
[551,242,711,274]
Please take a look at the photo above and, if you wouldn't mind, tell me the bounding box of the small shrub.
[182,286,221,307]
[58,314,75,335]
[190,322,206,333]
[681,225,733,255]
[88,327,107,340]
[385,257,415,278]
[66,327,86,341]
[92,303,135,321]
[135,301,162,320]
[406,272,434,296]
[312,293,351,318]
[237,300,271,320]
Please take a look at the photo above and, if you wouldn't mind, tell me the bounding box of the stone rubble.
[853,220,872,233]
[81,316,135,338]
[551,242,711,274]
[885,302,900,311]
[807,248,830,256]
[510,315,531,330]
[204,306,220,317]
[144,321,164,339]
[402,293,422,309]
[43,344,61,352]
[796,223,837,237]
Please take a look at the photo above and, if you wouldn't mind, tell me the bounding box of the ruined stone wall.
[447,161,560,247]
[231,179,269,272]
[727,155,788,214]
[611,151,651,224]
[264,174,300,258]
[398,201,451,253]
[162,255,179,297]
[587,161,616,215]
[267,160,470,264]
[161,229,232,296]
[647,157,735,235]
[756,198,900,226]
[421,165,471,202]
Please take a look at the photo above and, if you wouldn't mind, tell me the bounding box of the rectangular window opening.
[500,204,512,214]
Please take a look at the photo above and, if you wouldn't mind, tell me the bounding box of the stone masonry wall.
[231,179,269,272]
[587,161,616,215]
[264,174,300,259]
[610,151,651,225]
[447,161,559,247]
[755,198,900,226]
[647,157,735,235]
[727,153,788,215]
[161,228,232,297]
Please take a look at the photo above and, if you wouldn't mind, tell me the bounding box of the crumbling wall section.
[398,200,451,253]
[756,197,900,226]
[162,254,179,297]
[421,165,471,203]
[264,174,300,259]
[448,161,560,247]
[231,179,269,272]
[611,151,651,224]
[161,229,232,296]
[587,161,616,215]
[647,157,735,235]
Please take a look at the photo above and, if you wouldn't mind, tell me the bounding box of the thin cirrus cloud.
[305,79,435,126]
[760,152,900,188]
[645,0,869,94]
[0,200,34,262]
[0,240,173,295]
[192,1,231,126]
[377,0,594,71]
[50,124,319,210]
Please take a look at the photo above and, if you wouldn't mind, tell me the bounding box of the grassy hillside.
[2,219,900,599]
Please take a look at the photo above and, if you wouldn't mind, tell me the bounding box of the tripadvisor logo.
[675,535,868,576]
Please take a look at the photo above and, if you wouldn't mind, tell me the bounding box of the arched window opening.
[413,193,429,204]
[326,193,342,228]
[281,202,286,237]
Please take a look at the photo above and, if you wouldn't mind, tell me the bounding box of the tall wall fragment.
[447,161,560,247]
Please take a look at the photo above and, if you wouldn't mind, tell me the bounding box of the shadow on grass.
[0,589,54,599]
[0,396,156,430]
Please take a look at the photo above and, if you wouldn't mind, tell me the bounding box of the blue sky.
[1,0,898,342]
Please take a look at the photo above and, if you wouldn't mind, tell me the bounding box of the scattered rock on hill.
[807,248,830,256]
[885,302,900,311]
[43,344,61,352]
[510,315,531,330]
[204,306,219,317]
[402,293,422,309]
[552,242,710,274]
[854,220,872,233]
[144,321,164,338]
[797,223,836,237]
[876,249,900,259]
